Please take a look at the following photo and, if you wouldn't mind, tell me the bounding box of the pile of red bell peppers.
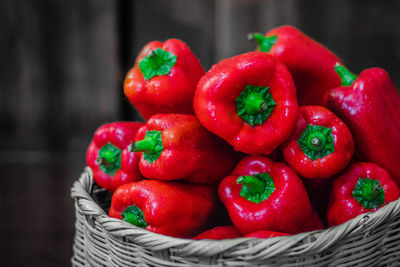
[86,26,400,240]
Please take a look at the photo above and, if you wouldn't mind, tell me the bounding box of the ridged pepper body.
[218,156,322,235]
[132,114,241,184]
[280,105,354,220]
[327,162,400,226]
[250,25,342,106]
[194,52,298,155]
[86,122,144,191]
[124,39,205,119]
[109,180,218,238]
[326,68,400,187]
[281,105,354,179]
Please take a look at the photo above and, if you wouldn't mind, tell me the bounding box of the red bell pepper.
[130,114,241,184]
[244,230,290,239]
[193,226,242,240]
[194,51,298,155]
[124,39,205,119]
[249,25,343,106]
[86,122,144,191]
[326,67,400,187]
[218,156,321,235]
[327,162,400,227]
[281,105,354,179]
[108,180,218,238]
[281,105,354,219]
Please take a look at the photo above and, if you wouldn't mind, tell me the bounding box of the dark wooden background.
[1,0,399,266]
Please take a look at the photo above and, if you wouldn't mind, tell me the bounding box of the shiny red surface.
[327,162,400,226]
[86,122,144,191]
[281,105,354,179]
[263,25,343,106]
[108,180,218,238]
[124,39,205,119]
[327,68,400,187]
[135,114,241,184]
[194,52,298,155]
[218,156,320,235]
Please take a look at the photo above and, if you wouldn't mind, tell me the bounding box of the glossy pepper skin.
[245,230,290,239]
[281,105,354,179]
[194,52,298,155]
[249,25,343,106]
[86,122,144,191]
[124,39,205,119]
[193,226,242,240]
[108,180,218,238]
[130,114,241,184]
[327,163,400,227]
[218,156,321,235]
[326,67,400,187]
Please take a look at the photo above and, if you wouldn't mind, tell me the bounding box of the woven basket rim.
[71,166,400,258]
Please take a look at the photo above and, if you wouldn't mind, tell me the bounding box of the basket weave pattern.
[71,167,400,266]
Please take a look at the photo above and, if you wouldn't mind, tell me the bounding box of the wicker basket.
[71,167,400,267]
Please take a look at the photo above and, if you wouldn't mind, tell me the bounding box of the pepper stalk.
[248,33,278,53]
[353,178,385,209]
[122,205,148,228]
[334,63,358,86]
[237,173,275,204]
[129,130,163,164]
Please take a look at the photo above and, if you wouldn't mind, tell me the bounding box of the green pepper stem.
[298,124,335,160]
[237,175,266,195]
[122,205,148,228]
[139,48,177,80]
[366,183,382,200]
[130,130,163,164]
[334,64,358,86]
[96,157,108,165]
[235,85,276,126]
[130,137,156,153]
[306,131,327,152]
[100,150,116,163]
[310,137,321,146]
[353,178,385,209]
[370,189,381,199]
[248,33,266,43]
[248,33,277,53]
[245,93,268,114]
[373,182,382,191]
[97,143,121,176]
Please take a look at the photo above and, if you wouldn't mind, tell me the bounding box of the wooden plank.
[214,0,400,86]
[131,0,215,70]
[0,0,119,152]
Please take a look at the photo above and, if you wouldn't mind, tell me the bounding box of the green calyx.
[334,63,358,86]
[236,85,276,126]
[298,124,334,160]
[122,205,148,228]
[97,143,121,176]
[139,48,177,80]
[248,33,277,53]
[353,178,385,209]
[237,173,275,204]
[129,130,163,164]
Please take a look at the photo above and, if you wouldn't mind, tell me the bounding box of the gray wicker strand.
[71,167,400,267]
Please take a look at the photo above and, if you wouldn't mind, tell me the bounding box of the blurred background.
[1,0,399,266]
